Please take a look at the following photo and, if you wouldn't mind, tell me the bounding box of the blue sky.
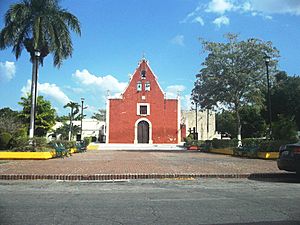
[0,0,300,117]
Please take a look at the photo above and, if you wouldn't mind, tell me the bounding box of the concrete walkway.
[0,150,287,180]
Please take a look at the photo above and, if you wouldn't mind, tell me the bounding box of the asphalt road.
[0,177,300,225]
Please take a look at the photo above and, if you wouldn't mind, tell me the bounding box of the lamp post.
[80,98,85,141]
[264,55,272,139]
[29,50,40,139]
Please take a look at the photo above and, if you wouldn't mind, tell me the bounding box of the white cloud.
[205,0,234,14]
[165,85,191,109]
[250,0,300,15]
[21,80,71,105]
[165,85,186,98]
[170,35,185,46]
[180,5,203,24]
[0,61,16,82]
[72,69,127,93]
[192,16,205,26]
[213,15,230,27]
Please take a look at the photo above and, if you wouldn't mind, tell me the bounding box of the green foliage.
[0,132,12,150]
[216,111,237,137]
[211,138,238,149]
[84,137,92,147]
[92,109,106,121]
[0,107,25,136]
[0,0,81,67]
[64,101,81,140]
[258,140,292,152]
[192,33,279,141]
[8,136,30,151]
[50,140,76,149]
[240,106,267,138]
[184,136,204,147]
[18,95,56,137]
[31,137,48,147]
[56,115,69,122]
[54,122,80,141]
[270,72,300,130]
[272,115,298,141]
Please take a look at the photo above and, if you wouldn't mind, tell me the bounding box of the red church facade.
[106,59,181,144]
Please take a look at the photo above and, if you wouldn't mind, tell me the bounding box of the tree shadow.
[248,172,300,183]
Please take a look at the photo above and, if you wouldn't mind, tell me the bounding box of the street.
[0,177,299,225]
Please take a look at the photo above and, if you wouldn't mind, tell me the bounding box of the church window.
[137,103,150,116]
[140,105,147,115]
[137,81,142,92]
[145,81,150,91]
[141,70,146,79]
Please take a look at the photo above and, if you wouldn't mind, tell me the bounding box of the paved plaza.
[0,150,282,175]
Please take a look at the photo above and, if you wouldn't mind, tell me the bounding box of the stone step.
[88,143,186,151]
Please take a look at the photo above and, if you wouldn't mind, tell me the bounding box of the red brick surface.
[0,150,281,175]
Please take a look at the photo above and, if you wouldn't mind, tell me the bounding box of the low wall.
[0,151,56,160]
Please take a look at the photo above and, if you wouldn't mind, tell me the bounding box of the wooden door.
[137,121,149,143]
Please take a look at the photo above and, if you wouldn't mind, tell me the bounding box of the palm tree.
[64,101,80,141]
[0,0,81,138]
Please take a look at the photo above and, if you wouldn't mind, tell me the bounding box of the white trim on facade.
[106,98,110,143]
[136,103,150,116]
[134,118,153,144]
[177,96,181,144]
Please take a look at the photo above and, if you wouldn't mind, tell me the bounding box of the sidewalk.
[0,150,284,180]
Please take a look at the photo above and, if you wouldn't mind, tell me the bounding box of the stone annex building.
[106,58,182,144]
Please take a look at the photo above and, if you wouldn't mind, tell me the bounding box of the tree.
[269,71,300,130]
[216,111,236,138]
[192,33,279,145]
[92,109,106,121]
[64,101,80,141]
[54,122,80,140]
[18,95,56,137]
[0,0,81,138]
[240,106,266,138]
[0,107,25,136]
[272,114,298,141]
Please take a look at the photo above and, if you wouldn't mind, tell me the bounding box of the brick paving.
[0,150,282,176]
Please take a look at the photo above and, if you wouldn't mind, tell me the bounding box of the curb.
[0,173,292,181]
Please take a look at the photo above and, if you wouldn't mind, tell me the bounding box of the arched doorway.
[137,121,149,143]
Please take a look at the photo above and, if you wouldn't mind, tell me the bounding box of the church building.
[106,58,181,144]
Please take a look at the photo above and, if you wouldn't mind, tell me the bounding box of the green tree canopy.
[0,107,25,136]
[18,95,56,137]
[192,33,279,144]
[270,71,300,130]
[64,101,80,141]
[92,109,106,121]
[0,0,81,66]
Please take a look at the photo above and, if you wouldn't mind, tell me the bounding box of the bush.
[211,138,238,149]
[242,138,264,147]
[31,137,48,147]
[0,132,12,150]
[8,136,30,151]
[83,137,92,147]
[258,140,292,152]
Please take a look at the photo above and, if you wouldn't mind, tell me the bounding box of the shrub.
[258,140,292,152]
[211,138,238,149]
[242,138,264,147]
[31,137,48,148]
[0,132,12,150]
[83,137,92,147]
[8,136,30,151]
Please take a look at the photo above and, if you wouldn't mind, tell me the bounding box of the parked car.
[277,142,300,174]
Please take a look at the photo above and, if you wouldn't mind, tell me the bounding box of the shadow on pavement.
[210,221,300,225]
[248,172,300,183]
